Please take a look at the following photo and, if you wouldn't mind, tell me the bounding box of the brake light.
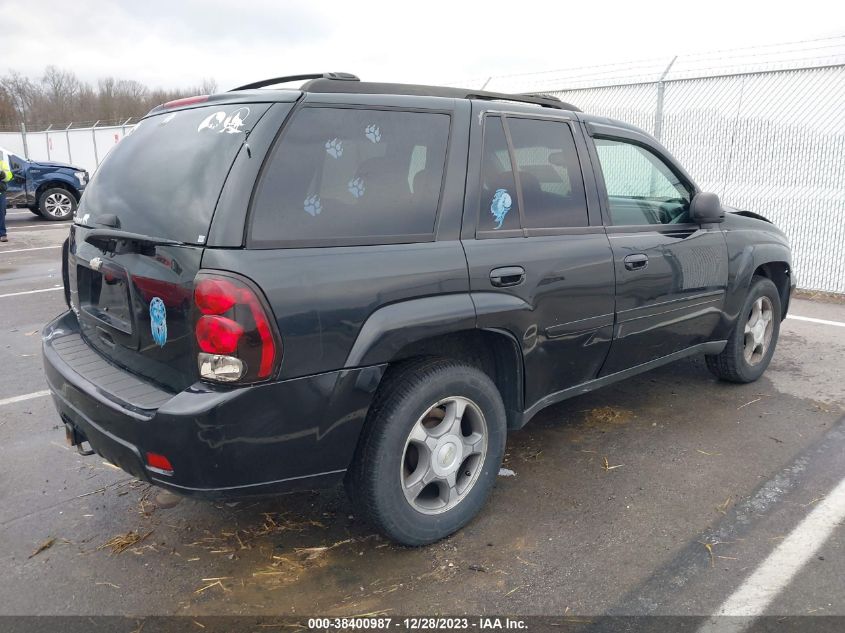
[196,316,244,354]
[193,273,279,384]
[160,95,209,109]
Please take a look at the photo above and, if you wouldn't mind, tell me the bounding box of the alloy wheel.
[744,295,774,365]
[44,192,74,218]
[400,396,488,515]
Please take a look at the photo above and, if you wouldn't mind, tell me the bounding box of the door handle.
[623,253,649,271]
[490,266,525,287]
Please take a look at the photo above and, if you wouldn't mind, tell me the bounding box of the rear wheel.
[38,188,77,221]
[346,359,507,546]
[706,275,781,383]
[29,207,40,216]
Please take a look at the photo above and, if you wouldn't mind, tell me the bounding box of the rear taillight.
[193,273,279,384]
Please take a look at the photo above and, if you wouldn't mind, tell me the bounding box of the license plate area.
[77,262,134,335]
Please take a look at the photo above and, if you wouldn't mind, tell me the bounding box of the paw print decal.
[348,177,366,199]
[325,138,343,158]
[303,195,322,217]
[365,124,381,143]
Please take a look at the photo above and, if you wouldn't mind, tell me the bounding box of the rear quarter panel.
[201,243,471,378]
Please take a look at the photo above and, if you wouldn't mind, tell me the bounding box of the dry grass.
[98,530,153,555]
[601,456,624,471]
[793,289,845,304]
[28,537,56,559]
[584,406,631,428]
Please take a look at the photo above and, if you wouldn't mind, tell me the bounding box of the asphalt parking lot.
[1,209,843,623]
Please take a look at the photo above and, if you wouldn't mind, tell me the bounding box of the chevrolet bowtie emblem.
[89,257,103,271]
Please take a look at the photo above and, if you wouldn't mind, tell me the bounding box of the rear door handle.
[623,253,649,271]
[490,266,525,287]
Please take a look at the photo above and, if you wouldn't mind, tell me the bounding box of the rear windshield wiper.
[84,228,187,253]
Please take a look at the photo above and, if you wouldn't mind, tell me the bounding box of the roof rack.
[231,72,359,92]
[299,78,580,111]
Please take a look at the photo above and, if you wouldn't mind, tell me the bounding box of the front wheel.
[38,188,77,221]
[346,359,507,546]
[706,275,781,383]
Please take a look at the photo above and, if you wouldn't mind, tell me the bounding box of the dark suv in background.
[42,73,794,545]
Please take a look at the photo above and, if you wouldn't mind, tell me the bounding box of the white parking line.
[698,475,845,633]
[7,226,69,231]
[0,245,63,254]
[0,390,50,408]
[0,286,63,299]
[787,314,845,328]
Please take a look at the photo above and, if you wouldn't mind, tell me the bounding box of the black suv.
[43,73,794,545]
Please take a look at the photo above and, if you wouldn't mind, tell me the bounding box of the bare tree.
[0,67,220,129]
[0,71,41,124]
[41,66,85,123]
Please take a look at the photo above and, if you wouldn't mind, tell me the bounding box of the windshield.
[77,103,270,244]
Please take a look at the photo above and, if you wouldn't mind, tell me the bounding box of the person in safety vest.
[0,150,12,242]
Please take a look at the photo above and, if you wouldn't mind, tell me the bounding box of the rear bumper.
[43,311,385,498]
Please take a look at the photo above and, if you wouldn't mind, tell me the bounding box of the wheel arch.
[36,180,80,203]
[345,296,525,429]
[752,261,792,319]
[721,241,793,337]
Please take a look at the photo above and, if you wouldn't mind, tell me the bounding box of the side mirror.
[690,192,724,223]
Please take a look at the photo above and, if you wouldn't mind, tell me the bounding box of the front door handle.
[490,266,525,287]
[624,253,649,271]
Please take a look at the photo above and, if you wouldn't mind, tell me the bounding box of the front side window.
[594,138,691,225]
[507,118,588,228]
[250,107,450,245]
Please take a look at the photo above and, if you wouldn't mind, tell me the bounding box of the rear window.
[78,103,270,244]
[249,107,450,246]
[507,118,588,229]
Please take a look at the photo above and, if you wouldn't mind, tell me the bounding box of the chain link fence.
[544,64,845,294]
[0,119,138,174]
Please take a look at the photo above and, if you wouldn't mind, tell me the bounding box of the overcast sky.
[2,0,844,91]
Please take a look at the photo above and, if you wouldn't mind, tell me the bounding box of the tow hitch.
[64,422,95,456]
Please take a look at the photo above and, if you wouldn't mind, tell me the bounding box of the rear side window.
[250,107,450,246]
[478,116,520,232]
[506,118,588,228]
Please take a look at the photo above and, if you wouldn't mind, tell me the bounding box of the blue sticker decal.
[150,297,168,347]
[348,177,365,198]
[490,188,513,229]
[365,124,381,143]
[325,138,343,158]
[304,195,322,217]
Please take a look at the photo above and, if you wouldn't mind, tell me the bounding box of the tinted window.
[507,118,588,228]
[79,103,271,244]
[478,116,520,232]
[250,108,449,245]
[594,138,691,225]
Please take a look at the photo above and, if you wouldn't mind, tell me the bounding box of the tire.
[706,275,781,383]
[38,187,77,221]
[29,207,40,216]
[346,358,507,546]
